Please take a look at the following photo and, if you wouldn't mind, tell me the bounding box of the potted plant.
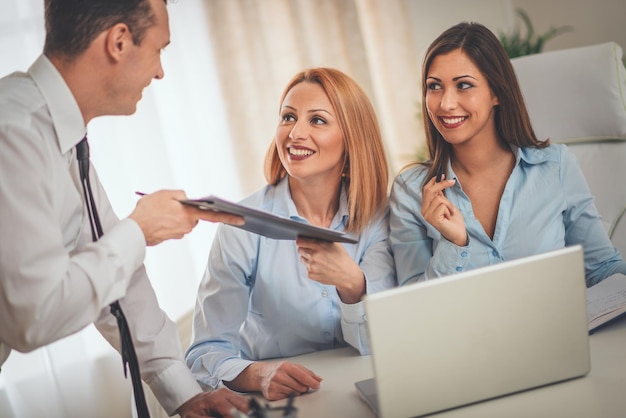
[499,8,573,58]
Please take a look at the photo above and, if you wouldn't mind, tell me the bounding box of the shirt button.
[321,290,328,297]
[455,266,462,272]
[460,251,468,258]
[492,250,498,257]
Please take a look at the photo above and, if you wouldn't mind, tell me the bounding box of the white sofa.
[511,42,626,258]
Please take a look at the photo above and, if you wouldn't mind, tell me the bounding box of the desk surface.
[267,317,626,418]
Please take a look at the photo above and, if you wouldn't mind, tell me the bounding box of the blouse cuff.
[214,358,255,389]
[431,236,471,276]
[340,299,367,324]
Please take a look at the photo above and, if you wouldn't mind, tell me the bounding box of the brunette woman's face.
[425,48,499,147]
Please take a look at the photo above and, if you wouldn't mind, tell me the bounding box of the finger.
[424,191,455,217]
[421,178,442,213]
[273,365,320,393]
[439,178,456,192]
[274,379,309,398]
[228,395,251,413]
[196,210,245,225]
[427,199,453,223]
[264,381,299,401]
[421,191,443,217]
[207,391,250,417]
[286,365,323,388]
[169,189,188,200]
[150,189,187,200]
[295,237,319,250]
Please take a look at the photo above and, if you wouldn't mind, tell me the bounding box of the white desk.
[266,317,626,418]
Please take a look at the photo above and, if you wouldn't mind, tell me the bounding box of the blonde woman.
[186,68,396,401]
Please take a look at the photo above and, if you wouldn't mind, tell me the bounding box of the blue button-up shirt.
[390,144,626,287]
[186,177,396,389]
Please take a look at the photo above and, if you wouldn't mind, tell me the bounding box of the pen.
[135,191,146,196]
[435,165,444,183]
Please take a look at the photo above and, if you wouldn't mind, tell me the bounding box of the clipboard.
[180,195,358,243]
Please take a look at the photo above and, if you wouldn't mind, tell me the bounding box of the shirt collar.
[28,55,86,154]
[516,144,558,165]
[274,176,350,229]
[445,145,555,194]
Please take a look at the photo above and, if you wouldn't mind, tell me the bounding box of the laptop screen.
[358,246,590,418]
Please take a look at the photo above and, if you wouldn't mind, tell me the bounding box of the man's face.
[108,0,171,115]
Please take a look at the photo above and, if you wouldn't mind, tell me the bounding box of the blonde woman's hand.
[225,361,322,401]
[296,238,365,304]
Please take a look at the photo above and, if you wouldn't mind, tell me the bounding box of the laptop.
[355,245,590,418]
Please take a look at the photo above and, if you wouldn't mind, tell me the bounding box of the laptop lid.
[357,245,590,418]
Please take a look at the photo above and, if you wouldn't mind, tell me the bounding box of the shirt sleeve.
[0,120,202,415]
[93,268,202,415]
[340,209,396,355]
[559,146,626,286]
[185,224,258,389]
[0,123,142,352]
[89,168,202,415]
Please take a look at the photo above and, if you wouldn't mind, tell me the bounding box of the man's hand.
[176,388,250,418]
[129,190,244,246]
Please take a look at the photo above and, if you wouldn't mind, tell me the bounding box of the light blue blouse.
[186,177,396,389]
[390,144,626,287]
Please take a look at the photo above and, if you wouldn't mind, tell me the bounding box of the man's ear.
[105,23,133,62]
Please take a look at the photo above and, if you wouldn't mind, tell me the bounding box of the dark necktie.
[76,137,150,418]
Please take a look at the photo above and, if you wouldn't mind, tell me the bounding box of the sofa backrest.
[511,42,626,257]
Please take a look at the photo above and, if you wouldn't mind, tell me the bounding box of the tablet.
[180,195,358,243]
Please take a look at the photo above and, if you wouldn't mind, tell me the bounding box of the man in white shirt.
[0,0,249,416]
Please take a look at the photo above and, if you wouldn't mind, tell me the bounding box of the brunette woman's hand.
[421,174,467,246]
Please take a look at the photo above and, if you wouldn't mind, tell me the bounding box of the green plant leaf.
[498,8,573,58]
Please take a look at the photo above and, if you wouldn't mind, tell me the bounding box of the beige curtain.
[200,0,515,196]
[201,0,425,195]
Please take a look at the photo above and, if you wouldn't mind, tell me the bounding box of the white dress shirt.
[0,55,201,414]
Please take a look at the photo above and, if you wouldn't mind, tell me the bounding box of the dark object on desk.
[245,396,298,418]
[180,195,358,243]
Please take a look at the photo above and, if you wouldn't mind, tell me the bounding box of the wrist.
[336,271,366,304]
[444,231,469,247]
